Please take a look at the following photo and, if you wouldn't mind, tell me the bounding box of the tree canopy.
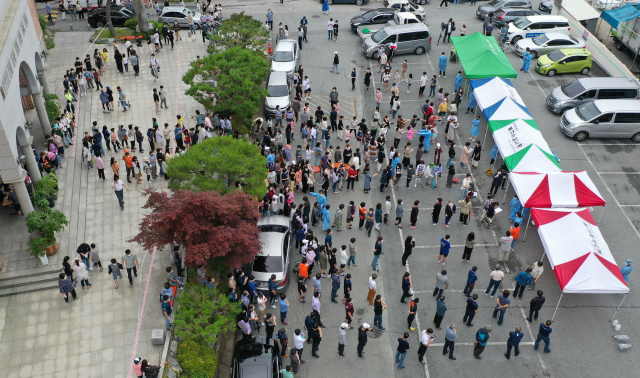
[208,12,270,51]
[182,47,269,134]
[166,136,267,198]
[128,189,261,267]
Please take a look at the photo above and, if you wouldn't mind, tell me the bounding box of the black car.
[538,0,553,13]
[350,8,397,31]
[232,336,280,378]
[87,7,134,28]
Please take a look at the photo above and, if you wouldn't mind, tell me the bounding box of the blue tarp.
[601,3,640,29]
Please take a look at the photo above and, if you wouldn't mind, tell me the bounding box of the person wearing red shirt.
[122,149,134,183]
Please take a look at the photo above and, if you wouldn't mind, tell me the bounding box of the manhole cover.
[351,60,357,64]
[368,328,383,338]
[356,308,365,316]
[312,15,320,18]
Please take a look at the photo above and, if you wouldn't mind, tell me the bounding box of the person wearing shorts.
[108,258,122,289]
[298,275,307,303]
[438,235,451,266]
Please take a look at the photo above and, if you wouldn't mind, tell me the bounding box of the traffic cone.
[267,42,273,54]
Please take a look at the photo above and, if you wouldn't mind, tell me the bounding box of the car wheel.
[328,0,333,4]
[531,51,538,59]
[632,132,640,143]
[372,51,379,60]
[547,69,556,77]
[615,40,626,51]
[356,0,363,4]
[580,67,590,75]
[511,36,522,44]
[414,46,425,55]
[573,131,588,142]
[97,21,104,27]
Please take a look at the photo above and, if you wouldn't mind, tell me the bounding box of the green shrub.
[43,94,60,124]
[125,18,138,31]
[176,338,217,378]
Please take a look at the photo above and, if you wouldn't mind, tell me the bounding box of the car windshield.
[268,85,289,97]
[273,51,293,62]
[575,101,601,121]
[259,225,289,233]
[547,50,566,62]
[561,80,586,97]
[488,0,502,6]
[362,11,377,21]
[252,256,283,273]
[533,35,549,45]
[371,28,389,43]
[514,17,529,28]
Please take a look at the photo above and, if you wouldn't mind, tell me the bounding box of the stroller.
[449,48,458,63]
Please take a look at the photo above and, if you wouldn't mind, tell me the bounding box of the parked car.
[250,216,291,293]
[560,99,640,142]
[491,8,540,28]
[270,40,299,78]
[538,0,553,13]
[87,7,134,28]
[384,0,426,20]
[350,8,397,31]
[362,23,431,58]
[231,336,280,378]
[158,6,203,28]
[515,33,586,58]
[547,78,640,114]
[320,0,370,6]
[535,48,592,77]
[477,0,532,19]
[506,15,570,44]
[357,12,420,40]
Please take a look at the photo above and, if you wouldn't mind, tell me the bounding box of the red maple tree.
[129,189,262,267]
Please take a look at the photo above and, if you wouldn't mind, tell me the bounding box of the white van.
[506,15,570,44]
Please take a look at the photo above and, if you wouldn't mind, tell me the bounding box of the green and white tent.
[489,119,562,173]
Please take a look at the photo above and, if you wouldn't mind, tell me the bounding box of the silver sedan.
[515,33,586,58]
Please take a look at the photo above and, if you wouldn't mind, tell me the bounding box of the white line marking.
[578,143,640,146]
[414,243,495,249]
[430,341,535,347]
[595,172,640,174]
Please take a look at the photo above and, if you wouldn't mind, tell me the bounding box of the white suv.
[506,15,570,44]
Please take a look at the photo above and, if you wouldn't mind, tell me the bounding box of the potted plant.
[26,208,68,257]
[28,237,51,265]
[32,172,58,209]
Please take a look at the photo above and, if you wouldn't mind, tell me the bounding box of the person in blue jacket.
[521,47,533,73]
[621,259,633,283]
[438,52,448,78]
[310,190,327,210]
[454,71,463,92]
[321,204,331,232]
[474,325,491,359]
[505,326,524,359]
[514,268,533,299]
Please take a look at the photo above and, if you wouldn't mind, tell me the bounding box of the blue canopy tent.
[601,3,640,29]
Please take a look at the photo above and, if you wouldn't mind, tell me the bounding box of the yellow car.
[535,48,592,77]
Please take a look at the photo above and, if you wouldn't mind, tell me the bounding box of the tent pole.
[610,293,628,322]
[540,250,546,263]
[598,206,604,224]
[551,292,563,322]
[482,122,489,151]
[522,212,532,242]
[502,176,510,204]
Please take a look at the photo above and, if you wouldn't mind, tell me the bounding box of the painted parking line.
[306,95,357,118]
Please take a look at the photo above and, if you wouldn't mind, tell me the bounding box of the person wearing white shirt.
[293,329,306,362]
[419,72,428,97]
[303,77,311,99]
[327,19,335,40]
[367,274,377,305]
[418,328,435,364]
[111,175,129,209]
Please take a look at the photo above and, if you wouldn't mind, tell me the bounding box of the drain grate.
[368,328,384,338]
[356,308,365,316]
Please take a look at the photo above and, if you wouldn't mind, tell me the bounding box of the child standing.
[346,200,355,229]
[384,195,392,225]
[432,198,442,225]
[406,164,415,188]
[123,55,129,72]
[108,258,122,289]
[90,243,102,271]
[407,73,413,93]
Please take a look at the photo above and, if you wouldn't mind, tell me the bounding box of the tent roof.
[484,98,532,121]
[469,77,525,112]
[490,119,561,172]
[558,0,601,21]
[531,208,628,294]
[450,33,518,79]
[510,171,606,208]
[601,3,640,29]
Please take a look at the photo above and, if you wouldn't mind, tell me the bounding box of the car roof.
[383,23,429,33]
[388,0,418,4]
[162,6,188,12]
[368,7,397,13]
[542,33,576,40]
[593,99,640,113]
[257,215,290,228]
[267,71,289,85]
[575,77,640,90]
[523,15,567,22]
[556,48,590,55]
[235,336,275,372]
[498,7,534,12]
[258,232,285,257]
[274,40,296,51]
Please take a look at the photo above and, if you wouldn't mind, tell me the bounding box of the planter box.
[45,241,58,256]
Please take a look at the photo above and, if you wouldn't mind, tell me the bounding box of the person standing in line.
[333,20,339,42]
[347,237,358,268]
[293,329,306,363]
[373,295,386,330]
[514,268,533,299]
[268,274,278,308]
[59,273,77,302]
[266,9,273,30]
[277,328,290,358]
[331,270,340,303]
[510,222,521,252]
[371,236,383,272]
[462,232,476,263]
[442,323,457,360]
[432,198,442,226]
[534,320,552,353]
[90,243,102,271]
[485,264,504,297]
[400,272,413,304]
[407,298,419,330]
[153,88,160,114]
[357,323,373,358]
[337,322,348,357]
[173,246,184,277]
[438,52,447,78]
[433,269,449,299]
[264,313,277,341]
[527,290,545,322]
[464,266,478,298]
[331,52,340,74]
[159,86,168,109]
[401,235,415,267]
[121,249,139,287]
[438,234,451,265]
[395,199,404,228]
[72,259,91,289]
[498,231,514,263]
[419,72,428,97]
[310,323,322,358]
[434,296,447,330]
[473,325,491,359]
[367,273,377,305]
[418,328,435,364]
[505,326,524,359]
[521,47,533,73]
[395,333,410,369]
[279,294,290,325]
[464,294,479,327]
[529,261,544,290]
[492,289,511,326]
[111,175,128,210]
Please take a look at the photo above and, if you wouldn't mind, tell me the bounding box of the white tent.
[510,171,606,208]
[469,77,527,113]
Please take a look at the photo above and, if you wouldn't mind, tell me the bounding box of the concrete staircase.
[0,267,63,297]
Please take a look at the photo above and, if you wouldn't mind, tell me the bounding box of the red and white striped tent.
[510,171,606,208]
[531,208,628,294]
